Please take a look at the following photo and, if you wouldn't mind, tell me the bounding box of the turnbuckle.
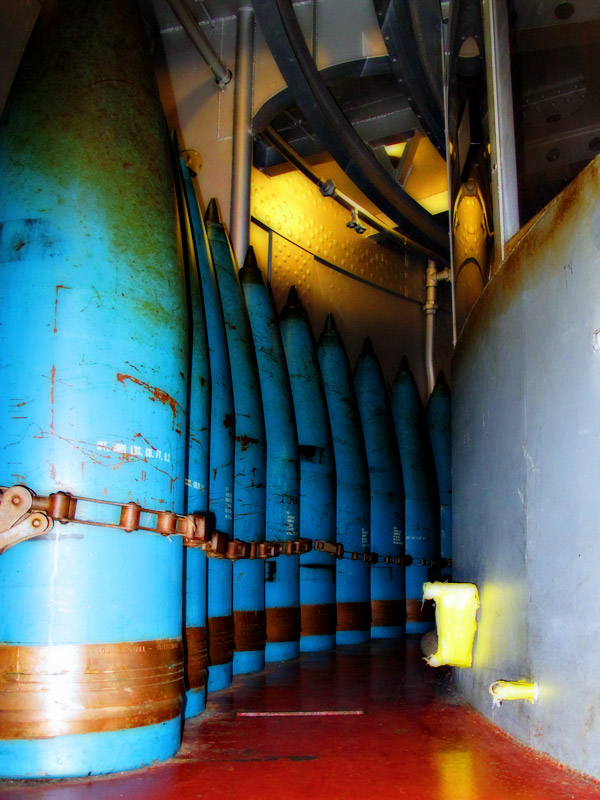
[0,486,53,555]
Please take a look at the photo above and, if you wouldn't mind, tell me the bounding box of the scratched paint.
[206,202,266,678]
[317,315,371,646]
[0,0,187,777]
[239,250,300,663]
[176,155,234,695]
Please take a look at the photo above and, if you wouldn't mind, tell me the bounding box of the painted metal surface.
[317,315,370,645]
[390,358,439,635]
[177,156,235,695]
[7,641,600,800]
[0,0,187,777]
[354,338,405,638]
[453,155,600,778]
[373,0,445,154]
[239,250,300,663]
[279,287,336,652]
[426,372,452,580]
[205,200,266,677]
[173,142,211,719]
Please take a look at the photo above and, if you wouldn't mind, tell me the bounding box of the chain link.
[0,485,450,568]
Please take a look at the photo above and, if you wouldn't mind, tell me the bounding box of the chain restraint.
[0,485,450,568]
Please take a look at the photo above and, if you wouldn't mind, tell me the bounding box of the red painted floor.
[2,640,600,800]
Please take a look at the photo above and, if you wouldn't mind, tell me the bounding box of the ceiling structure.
[144,0,600,252]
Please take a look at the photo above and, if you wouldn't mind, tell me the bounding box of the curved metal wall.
[453,156,600,778]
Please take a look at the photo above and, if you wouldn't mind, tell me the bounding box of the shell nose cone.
[323,313,338,335]
[284,285,301,309]
[361,336,375,356]
[399,354,411,373]
[239,246,263,284]
[204,197,221,224]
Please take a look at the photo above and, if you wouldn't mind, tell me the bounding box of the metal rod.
[167,0,232,88]
[482,0,520,269]
[261,126,448,265]
[230,6,255,267]
[424,261,451,396]
[267,228,273,284]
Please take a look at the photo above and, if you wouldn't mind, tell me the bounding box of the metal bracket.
[0,486,53,555]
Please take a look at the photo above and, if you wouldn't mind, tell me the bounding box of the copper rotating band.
[336,601,371,632]
[371,600,406,628]
[207,615,234,666]
[0,638,184,740]
[406,598,435,623]
[183,626,208,691]
[300,603,336,637]
[233,610,267,652]
[266,606,301,643]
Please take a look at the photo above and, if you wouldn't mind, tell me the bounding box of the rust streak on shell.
[235,435,259,451]
[116,373,181,421]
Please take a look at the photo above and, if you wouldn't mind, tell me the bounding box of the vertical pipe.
[424,260,438,397]
[230,6,255,266]
[0,0,187,777]
[482,0,519,268]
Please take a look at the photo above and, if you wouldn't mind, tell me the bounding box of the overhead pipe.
[230,6,255,266]
[167,0,232,88]
[261,125,449,265]
[424,260,451,396]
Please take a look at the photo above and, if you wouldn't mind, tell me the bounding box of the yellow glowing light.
[489,680,539,707]
[384,142,407,159]
[417,190,449,215]
[422,582,480,667]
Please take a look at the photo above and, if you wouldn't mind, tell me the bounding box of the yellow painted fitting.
[489,680,539,708]
[422,582,480,667]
